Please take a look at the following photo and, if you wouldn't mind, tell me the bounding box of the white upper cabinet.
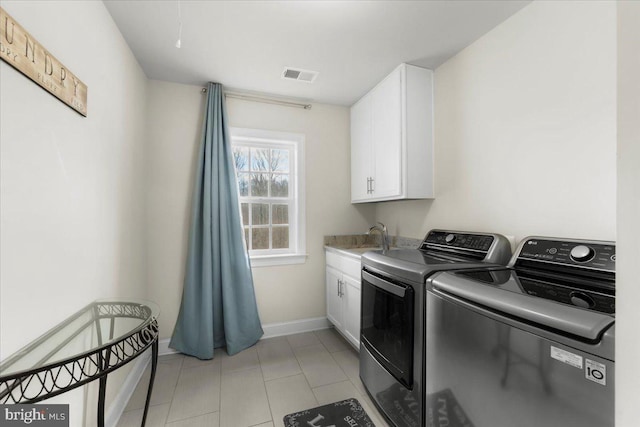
[350,91,373,201]
[350,63,434,203]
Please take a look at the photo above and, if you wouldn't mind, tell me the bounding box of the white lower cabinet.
[326,266,344,331]
[325,250,362,350]
[342,274,361,348]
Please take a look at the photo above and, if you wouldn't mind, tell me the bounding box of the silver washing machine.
[425,237,615,427]
[360,229,512,427]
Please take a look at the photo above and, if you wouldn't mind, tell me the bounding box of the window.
[231,128,306,266]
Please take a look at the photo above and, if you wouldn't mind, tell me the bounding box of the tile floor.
[117,328,390,427]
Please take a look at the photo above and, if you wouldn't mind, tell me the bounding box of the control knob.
[445,234,456,244]
[570,245,595,262]
[570,292,595,309]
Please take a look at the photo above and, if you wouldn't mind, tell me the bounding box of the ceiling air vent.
[282,67,319,83]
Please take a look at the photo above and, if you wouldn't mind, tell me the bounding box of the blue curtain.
[169,82,263,358]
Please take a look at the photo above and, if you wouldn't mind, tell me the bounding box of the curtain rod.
[201,87,312,110]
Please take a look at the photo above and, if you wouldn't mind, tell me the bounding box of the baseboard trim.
[261,316,331,339]
[157,316,331,356]
[105,349,151,427]
[159,338,178,356]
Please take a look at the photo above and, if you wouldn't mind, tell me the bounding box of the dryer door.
[361,270,414,389]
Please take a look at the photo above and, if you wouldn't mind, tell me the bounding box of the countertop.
[324,245,382,260]
[323,234,421,260]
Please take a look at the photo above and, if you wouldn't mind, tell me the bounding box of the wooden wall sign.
[0,7,88,116]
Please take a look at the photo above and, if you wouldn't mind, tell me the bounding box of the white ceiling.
[104,0,531,106]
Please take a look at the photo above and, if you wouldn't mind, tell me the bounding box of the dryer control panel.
[516,238,615,273]
[420,230,513,266]
[421,230,494,251]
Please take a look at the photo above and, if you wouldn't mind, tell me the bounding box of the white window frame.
[230,127,306,267]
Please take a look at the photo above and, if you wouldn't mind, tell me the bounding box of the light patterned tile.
[349,376,368,396]
[293,344,348,387]
[166,363,221,422]
[122,331,384,427]
[182,354,222,369]
[330,348,368,395]
[116,403,170,427]
[219,346,260,373]
[331,349,360,377]
[315,328,351,353]
[286,332,320,348]
[126,357,183,410]
[257,336,289,349]
[158,353,184,362]
[219,367,271,427]
[312,380,361,405]
[265,374,317,424]
[165,412,220,427]
[256,337,301,381]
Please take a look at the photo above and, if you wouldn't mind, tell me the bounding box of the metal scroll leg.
[98,375,108,427]
[141,339,159,427]
[97,345,111,427]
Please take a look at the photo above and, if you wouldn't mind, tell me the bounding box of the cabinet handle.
[366,177,370,194]
[337,279,340,297]
[370,177,374,193]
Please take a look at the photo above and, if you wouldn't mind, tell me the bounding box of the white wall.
[145,80,204,340]
[0,1,148,424]
[616,1,640,425]
[145,80,375,340]
[376,1,616,245]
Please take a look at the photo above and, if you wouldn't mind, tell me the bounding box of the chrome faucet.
[368,222,390,253]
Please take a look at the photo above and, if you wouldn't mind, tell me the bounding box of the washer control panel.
[518,238,615,272]
[519,278,615,314]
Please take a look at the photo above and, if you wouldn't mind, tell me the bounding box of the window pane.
[251,148,269,171]
[271,174,289,197]
[252,203,269,225]
[272,204,288,225]
[273,226,289,249]
[252,227,269,250]
[250,173,269,196]
[237,173,249,197]
[241,203,249,225]
[270,149,289,172]
[231,132,302,258]
[234,147,249,171]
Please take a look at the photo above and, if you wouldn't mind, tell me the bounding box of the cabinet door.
[372,67,402,199]
[326,266,344,330]
[350,93,373,202]
[342,274,361,349]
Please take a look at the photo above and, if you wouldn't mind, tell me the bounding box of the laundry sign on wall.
[0,7,88,116]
